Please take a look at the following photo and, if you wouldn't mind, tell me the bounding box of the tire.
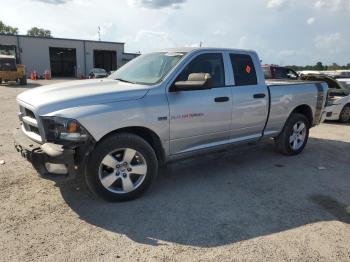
[19,76,27,85]
[339,105,350,123]
[85,133,158,201]
[275,113,310,155]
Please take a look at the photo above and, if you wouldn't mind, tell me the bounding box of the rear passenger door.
[228,53,269,141]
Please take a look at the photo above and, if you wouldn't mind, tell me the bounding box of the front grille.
[29,125,40,135]
[25,108,35,119]
[19,105,42,142]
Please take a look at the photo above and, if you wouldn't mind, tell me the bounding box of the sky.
[1,0,349,65]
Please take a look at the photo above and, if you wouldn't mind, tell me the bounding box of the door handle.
[214,96,230,102]
[253,93,266,99]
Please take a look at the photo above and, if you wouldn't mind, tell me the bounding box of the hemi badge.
[158,116,168,121]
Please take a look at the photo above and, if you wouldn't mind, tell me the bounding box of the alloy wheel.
[98,148,147,194]
[289,121,306,151]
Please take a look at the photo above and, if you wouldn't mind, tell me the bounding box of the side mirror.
[173,73,212,91]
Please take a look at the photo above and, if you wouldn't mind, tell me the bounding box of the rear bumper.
[13,128,76,176]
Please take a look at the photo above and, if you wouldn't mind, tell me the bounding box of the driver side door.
[166,53,232,155]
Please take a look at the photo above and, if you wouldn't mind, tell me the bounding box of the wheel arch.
[289,104,314,126]
[97,126,166,165]
[276,104,314,137]
[343,103,350,108]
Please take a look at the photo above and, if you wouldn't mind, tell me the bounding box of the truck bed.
[263,79,327,137]
[266,79,324,86]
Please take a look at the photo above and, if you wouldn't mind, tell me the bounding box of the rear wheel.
[85,133,158,201]
[339,105,350,123]
[275,113,310,155]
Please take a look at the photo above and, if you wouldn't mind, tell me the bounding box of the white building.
[0,34,139,78]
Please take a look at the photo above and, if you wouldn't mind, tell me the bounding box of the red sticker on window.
[246,65,251,74]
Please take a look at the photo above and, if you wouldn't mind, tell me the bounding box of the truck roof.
[159,47,256,54]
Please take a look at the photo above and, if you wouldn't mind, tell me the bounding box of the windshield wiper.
[115,78,136,84]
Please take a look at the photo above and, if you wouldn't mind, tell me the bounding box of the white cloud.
[307,17,315,25]
[237,36,247,48]
[213,29,227,36]
[278,50,297,56]
[314,32,343,53]
[314,0,350,11]
[32,0,70,4]
[126,30,177,51]
[128,0,186,9]
[266,0,291,10]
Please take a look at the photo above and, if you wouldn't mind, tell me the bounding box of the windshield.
[94,68,106,73]
[0,58,16,71]
[109,52,185,85]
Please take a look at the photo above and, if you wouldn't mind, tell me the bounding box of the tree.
[315,61,324,71]
[0,20,18,35]
[27,27,52,37]
[328,63,340,70]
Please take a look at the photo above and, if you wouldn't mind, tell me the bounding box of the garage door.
[49,47,77,77]
[94,50,116,72]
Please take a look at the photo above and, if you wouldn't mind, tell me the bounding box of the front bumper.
[13,128,76,176]
[320,111,327,123]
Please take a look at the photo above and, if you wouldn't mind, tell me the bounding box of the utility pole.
[98,26,101,41]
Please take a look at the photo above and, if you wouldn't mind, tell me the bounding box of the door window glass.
[176,53,225,87]
[230,54,257,86]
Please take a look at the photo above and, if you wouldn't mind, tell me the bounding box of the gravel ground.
[0,79,349,261]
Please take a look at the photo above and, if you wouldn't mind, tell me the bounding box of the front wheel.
[85,133,158,201]
[275,113,310,155]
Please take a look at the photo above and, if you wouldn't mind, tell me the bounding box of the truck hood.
[17,79,149,115]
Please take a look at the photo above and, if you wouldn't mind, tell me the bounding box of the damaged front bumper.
[13,128,76,176]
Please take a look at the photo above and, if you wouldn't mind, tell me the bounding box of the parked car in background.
[88,68,108,79]
[336,78,350,90]
[262,65,299,80]
[298,70,322,76]
[334,70,350,78]
[14,47,328,201]
[300,74,350,122]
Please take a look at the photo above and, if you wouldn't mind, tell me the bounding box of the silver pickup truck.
[14,48,328,201]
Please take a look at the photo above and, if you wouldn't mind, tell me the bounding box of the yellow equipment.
[0,55,27,85]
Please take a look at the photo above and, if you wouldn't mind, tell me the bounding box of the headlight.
[42,116,88,143]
